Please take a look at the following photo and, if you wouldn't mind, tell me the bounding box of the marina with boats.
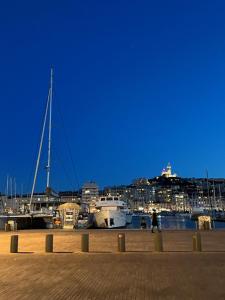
[1,70,225,232]
[1,201,225,231]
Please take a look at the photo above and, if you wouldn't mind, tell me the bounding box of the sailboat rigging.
[29,68,54,212]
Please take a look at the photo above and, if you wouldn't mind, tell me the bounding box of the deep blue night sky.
[1,0,225,192]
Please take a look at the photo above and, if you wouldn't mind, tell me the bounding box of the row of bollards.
[9,232,203,253]
[10,234,90,253]
[117,232,203,253]
[117,233,164,253]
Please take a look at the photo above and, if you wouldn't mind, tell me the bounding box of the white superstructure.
[93,196,127,228]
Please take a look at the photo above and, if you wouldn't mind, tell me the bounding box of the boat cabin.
[95,196,126,211]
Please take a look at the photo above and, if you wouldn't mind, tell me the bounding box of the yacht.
[93,196,127,228]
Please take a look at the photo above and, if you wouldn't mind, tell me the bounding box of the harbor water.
[129,214,225,230]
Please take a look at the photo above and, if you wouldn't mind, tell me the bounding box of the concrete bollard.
[193,232,202,252]
[10,235,18,253]
[154,232,163,252]
[118,233,126,252]
[45,234,54,253]
[81,234,89,252]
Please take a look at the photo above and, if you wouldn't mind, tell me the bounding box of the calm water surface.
[129,215,225,230]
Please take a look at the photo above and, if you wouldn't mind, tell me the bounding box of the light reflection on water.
[129,215,225,230]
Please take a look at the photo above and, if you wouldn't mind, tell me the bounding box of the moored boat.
[93,196,127,228]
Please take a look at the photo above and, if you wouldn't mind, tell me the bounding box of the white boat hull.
[94,210,126,228]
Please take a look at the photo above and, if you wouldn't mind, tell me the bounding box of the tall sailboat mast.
[29,69,53,210]
[46,68,53,189]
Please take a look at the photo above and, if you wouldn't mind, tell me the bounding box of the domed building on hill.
[161,163,177,178]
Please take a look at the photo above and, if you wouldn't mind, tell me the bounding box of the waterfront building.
[123,183,154,210]
[172,193,189,211]
[2,163,225,212]
[103,185,127,197]
[82,182,99,203]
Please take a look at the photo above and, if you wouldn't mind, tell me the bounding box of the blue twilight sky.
[1,0,225,192]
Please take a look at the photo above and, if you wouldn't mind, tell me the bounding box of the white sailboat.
[0,70,57,230]
[29,68,58,219]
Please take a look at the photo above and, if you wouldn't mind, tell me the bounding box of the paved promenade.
[0,229,225,299]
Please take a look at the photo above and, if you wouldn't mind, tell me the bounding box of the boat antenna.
[46,68,53,189]
[29,70,52,211]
